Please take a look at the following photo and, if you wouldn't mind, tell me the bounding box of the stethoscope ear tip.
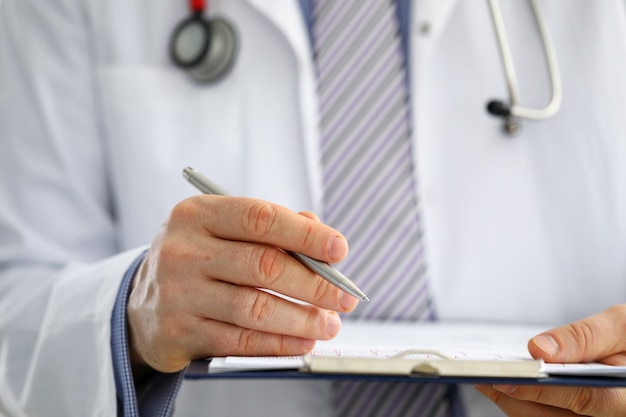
[486,100,522,136]
[486,100,511,117]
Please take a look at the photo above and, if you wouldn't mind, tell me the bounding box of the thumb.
[528,305,626,364]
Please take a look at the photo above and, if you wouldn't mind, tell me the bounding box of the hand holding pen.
[183,167,369,301]
[126,168,361,376]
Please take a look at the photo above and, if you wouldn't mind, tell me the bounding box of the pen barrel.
[183,167,230,196]
[288,251,366,301]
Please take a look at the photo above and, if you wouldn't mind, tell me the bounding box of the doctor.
[1,0,626,416]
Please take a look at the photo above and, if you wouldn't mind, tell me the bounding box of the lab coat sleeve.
[0,0,171,415]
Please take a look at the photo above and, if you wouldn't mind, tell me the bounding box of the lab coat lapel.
[409,0,460,101]
[241,0,463,214]
[409,0,460,107]
[409,0,459,197]
[412,0,459,39]
[243,0,324,213]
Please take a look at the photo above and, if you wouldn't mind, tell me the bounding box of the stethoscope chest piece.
[170,13,238,83]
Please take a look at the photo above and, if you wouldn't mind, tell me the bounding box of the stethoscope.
[486,0,562,135]
[169,0,239,83]
[169,0,562,135]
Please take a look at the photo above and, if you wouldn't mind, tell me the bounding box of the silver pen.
[182,167,370,302]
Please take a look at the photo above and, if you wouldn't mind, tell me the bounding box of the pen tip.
[363,296,371,303]
[182,167,194,180]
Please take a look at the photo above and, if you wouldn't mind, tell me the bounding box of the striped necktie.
[314,0,433,320]
[312,1,454,416]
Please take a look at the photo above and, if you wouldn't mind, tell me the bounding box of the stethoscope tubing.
[488,0,562,121]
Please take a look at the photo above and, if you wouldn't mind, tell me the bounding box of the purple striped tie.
[314,0,432,321]
[312,1,454,416]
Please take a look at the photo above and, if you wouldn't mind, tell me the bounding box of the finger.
[487,384,626,417]
[475,385,578,417]
[529,305,626,363]
[161,317,315,360]
[190,281,342,341]
[186,316,317,359]
[199,236,358,312]
[178,196,348,263]
[136,285,323,371]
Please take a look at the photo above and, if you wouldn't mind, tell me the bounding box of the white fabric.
[1,1,626,416]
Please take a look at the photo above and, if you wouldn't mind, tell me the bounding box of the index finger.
[528,305,626,364]
[185,195,349,264]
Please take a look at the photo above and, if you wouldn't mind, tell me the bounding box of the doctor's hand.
[476,305,626,417]
[126,195,358,377]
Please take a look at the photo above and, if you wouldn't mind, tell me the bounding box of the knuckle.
[159,237,186,262]
[252,246,285,287]
[237,328,262,352]
[311,278,335,303]
[236,328,288,356]
[303,306,324,337]
[247,291,275,324]
[171,197,201,224]
[244,201,278,239]
[568,321,596,354]
[568,387,596,415]
[277,334,287,354]
[158,237,198,276]
[299,222,316,249]
[478,387,507,407]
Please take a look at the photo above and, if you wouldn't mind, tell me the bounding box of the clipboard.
[184,322,626,387]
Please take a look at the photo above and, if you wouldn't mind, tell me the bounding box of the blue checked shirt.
[111,251,184,416]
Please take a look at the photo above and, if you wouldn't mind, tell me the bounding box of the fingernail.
[326,311,341,337]
[493,384,518,394]
[533,334,560,357]
[340,291,358,311]
[328,236,348,262]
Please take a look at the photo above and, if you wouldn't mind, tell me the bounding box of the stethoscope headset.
[169,0,562,136]
[169,0,239,83]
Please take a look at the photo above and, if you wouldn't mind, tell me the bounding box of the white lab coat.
[1,0,626,416]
